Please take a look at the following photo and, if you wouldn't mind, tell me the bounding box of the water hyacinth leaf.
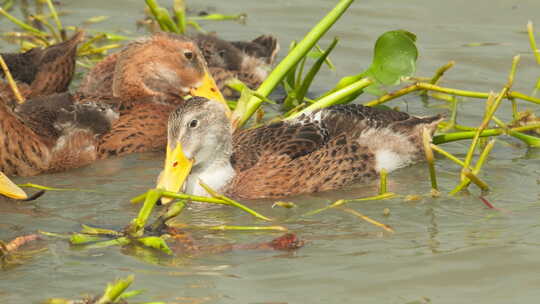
[137,236,173,255]
[362,30,418,95]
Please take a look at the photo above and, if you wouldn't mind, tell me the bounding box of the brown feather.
[228,105,443,199]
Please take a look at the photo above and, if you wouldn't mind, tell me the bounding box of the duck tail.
[422,114,445,136]
[251,35,280,64]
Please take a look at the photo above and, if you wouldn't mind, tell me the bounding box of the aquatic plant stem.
[233,0,355,127]
[430,144,466,167]
[428,61,455,85]
[0,54,25,104]
[191,225,288,232]
[96,275,134,304]
[287,78,373,119]
[131,188,272,222]
[432,123,540,144]
[422,127,438,191]
[340,207,394,233]
[379,169,388,195]
[44,0,64,40]
[462,55,518,180]
[305,192,397,217]
[527,21,540,65]
[0,7,47,36]
[364,82,540,107]
[450,139,496,195]
[198,182,273,221]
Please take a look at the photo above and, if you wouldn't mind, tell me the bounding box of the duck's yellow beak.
[156,143,194,204]
[189,71,232,119]
[0,171,27,200]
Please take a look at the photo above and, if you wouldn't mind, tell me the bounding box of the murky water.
[1,0,540,303]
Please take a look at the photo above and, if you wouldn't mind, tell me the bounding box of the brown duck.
[156,97,443,200]
[0,30,84,104]
[0,92,118,177]
[0,32,225,181]
[78,32,228,158]
[192,33,279,98]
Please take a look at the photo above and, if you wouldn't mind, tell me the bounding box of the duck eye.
[189,119,199,128]
[184,50,194,60]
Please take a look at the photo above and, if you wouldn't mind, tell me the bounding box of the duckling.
[157,97,443,200]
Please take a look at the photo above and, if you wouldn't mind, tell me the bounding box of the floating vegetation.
[43,275,165,304]
[143,0,246,34]
[1,234,44,269]
[0,0,126,69]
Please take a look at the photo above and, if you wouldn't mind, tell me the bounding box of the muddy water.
[1,0,540,303]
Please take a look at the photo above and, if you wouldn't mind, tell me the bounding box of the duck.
[77,32,229,158]
[0,32,227,178]
[191,33,279,98]
[0,92,118,177]
[0,30,85,105]
[156,97,443,200]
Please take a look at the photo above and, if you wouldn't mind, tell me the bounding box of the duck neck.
[184,138,235,197]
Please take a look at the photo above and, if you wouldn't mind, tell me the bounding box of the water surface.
[1,0,540,303]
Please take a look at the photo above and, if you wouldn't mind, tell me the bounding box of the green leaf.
[362,30,418,95]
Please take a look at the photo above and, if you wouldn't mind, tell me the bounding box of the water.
[1,0,540,303]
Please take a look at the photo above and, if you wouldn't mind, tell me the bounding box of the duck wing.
[97,102,172,158]
[228,104,443,199]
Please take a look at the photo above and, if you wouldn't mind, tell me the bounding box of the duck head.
[156,97,233,202]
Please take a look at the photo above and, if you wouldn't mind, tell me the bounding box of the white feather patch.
[375,149,407,172]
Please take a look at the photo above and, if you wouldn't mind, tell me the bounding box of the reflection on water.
[1,0,540,303]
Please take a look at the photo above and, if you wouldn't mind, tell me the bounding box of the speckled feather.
[228,104,442,199]
[0,93,116,176]
[0,31,84,98]
[194,33,279,96]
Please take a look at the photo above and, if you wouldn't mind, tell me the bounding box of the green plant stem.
[365,82,540,107]
[195,225,288,232]
[450,139,496,195]
[129,189,162,236]
[132,189,272,222]
[430,61,455,85]
[44,0,63,40]
[379,169,388,194]
[430,144,466,167]
[0,7,47,36]
[30,14,61,41]
[96,275,134,304]
[198,182,273,221]
[422,128,438,191]
[0,54,25,104]
[173,0,186,33]
[462,55,519,178]
[287,78,373,119]
[432,122,540,144]
[462,169,490,192]
[305,192,397,217]
[527,21,540,65]
[232,0,354,127]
